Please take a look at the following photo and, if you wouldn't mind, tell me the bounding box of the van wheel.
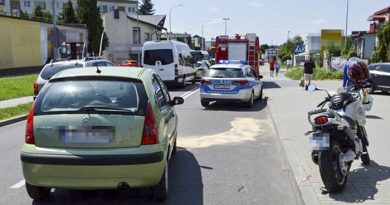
[180,76,186,88]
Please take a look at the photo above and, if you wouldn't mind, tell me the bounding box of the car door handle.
[159,68,165,71]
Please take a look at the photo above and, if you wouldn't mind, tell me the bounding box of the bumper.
[21,145,165,189]
[200,89,252,102]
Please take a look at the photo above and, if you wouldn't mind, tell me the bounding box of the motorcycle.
[305,84,373,192]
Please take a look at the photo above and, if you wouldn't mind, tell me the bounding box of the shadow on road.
[366,115,384,120]
[328,160,390,203]
[204,96,268,112]
[167,84,199,92]
[32,148,203,205]
[262,81,282,89]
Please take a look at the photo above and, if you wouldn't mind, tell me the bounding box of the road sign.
[295,45,305,54]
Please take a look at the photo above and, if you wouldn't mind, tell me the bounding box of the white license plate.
[60,126,114,144]
[214,84,230,89]
[310,133,330,150]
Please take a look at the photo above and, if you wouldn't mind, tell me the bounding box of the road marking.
[10,180,25,189]
[180,86,199,99]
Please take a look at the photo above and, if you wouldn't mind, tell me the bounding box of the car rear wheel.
[258,87,263,101]
[152,161,168,202]
[245,92,254,107]
[26,183,51,200]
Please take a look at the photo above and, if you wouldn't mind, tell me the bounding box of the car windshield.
[35,79,148,115]
[41,63,83,80]
[143,49,174,65]
[205,67,243,78]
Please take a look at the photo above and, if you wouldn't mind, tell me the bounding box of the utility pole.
[223,18,229,35]
[169,4,183,40]
[52,0,58,60]
[345,0,349,46]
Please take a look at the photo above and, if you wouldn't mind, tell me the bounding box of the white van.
[142,40,196,87]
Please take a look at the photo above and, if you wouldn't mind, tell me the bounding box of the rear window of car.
[205,67,243,78]
[34,77,148,116]
[143,49,174,65]
[41,63,83,80]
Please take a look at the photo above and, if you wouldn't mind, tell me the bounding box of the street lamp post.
[52,0,58,60]
[345,0,349,46]
[169,4,183,40]
[223,17,229,35]
[201,20,209,50]
[287,30,290,41]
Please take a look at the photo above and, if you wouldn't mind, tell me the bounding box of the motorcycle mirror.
[308,84,317,92]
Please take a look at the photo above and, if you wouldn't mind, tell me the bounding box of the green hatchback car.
[21,67,184,202]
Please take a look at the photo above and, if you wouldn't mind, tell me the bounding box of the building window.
[0,0,5,5]
[110,6,114,12]
[24,1,31,8]
[102,5,107,13]
[133,27,140,44]
[35,1,46,10]
[144,33,150,41]
[128,7,131,13]
[118,6,125,12]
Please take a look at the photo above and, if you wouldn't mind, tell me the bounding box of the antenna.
[96,65,101,74]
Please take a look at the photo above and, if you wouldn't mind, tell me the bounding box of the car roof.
[50,66,148,80]
[210,64,248,69]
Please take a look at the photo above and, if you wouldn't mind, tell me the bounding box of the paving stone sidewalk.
[263,67,390,205]
[0,96,34,109]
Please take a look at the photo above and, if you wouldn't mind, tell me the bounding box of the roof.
[374,6,390,15]
[51,67,148,80]
[127,14,166,29]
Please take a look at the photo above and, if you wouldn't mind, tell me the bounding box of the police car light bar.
[218,60,248,65]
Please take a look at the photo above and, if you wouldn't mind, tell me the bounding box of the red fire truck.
[215,33,260,74]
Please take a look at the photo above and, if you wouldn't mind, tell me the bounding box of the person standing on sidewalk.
[286,59,292,71]
[303,57,315,90]
[269,56,276,77]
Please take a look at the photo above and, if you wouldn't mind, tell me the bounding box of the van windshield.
[41,63,83,80]
[143,49,174,65]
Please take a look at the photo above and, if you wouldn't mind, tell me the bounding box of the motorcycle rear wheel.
[319,143,348,192]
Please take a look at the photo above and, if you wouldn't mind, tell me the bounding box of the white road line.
[10,180,25,189]
[180,87,199,99]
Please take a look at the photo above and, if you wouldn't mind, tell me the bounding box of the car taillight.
[314,116,329,125]
[233,80,248,85]
[33,83,39,96]
[141,102,158,145]
[25,104,35,144]
[200,79,212,85]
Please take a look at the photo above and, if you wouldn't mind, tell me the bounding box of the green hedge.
[286,68,343,80]
[0,74,37,101]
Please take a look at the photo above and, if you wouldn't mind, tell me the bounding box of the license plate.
[214,84,230,89]
[310,133,330,150]
[59,126,114,144]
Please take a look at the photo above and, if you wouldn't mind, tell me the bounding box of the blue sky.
[152,0,389,45]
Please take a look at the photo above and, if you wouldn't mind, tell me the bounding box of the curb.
[0,115,28,127]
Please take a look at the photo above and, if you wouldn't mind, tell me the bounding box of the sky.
[151,0,389,45]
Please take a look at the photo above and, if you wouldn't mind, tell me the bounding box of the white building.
[101,10,165,64]
[0,0,138,17]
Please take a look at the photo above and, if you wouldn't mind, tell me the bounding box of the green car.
[20,67,184,202]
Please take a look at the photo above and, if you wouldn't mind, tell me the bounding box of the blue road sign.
[295,45,305,54]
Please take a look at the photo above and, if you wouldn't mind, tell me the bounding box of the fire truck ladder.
[248,38,256,69]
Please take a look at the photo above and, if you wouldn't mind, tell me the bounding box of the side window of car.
[382,65,390,73]
[152,76,167,109]
[155,75,171,104]
[246,67,253,77]
[105,62,115,66]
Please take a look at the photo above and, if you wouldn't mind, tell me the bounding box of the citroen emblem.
[82,117,90,124]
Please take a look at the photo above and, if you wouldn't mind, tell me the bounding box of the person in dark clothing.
[303,57,315,90]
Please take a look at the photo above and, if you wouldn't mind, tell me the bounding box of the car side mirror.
[171,97,184,106]
[258,75,263,79]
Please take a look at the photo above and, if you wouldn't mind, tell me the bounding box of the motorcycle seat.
[329,93,356,111]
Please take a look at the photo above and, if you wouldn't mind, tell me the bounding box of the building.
[305,33,320,55]
[350,31,376,59]
[368,6,390,34]
[0,0,138,17]
[101,10,165,64]
[0,14,87,69]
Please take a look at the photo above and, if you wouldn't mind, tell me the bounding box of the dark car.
[368,63,390,93]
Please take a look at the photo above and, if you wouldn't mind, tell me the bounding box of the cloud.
[246,0,264,8]
[207,7,220,13]
[311,19,328,25]
[208,18,224,25]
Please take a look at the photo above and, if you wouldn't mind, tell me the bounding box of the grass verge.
[285,68,343,80]
[0,102,33,121]
[0,74,38,101]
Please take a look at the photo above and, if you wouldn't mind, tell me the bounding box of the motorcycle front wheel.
[318,142,348,192]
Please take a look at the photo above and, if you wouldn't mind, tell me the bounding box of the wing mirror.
[171,97,184,106]
[258,75,263,79]
[308,84,317,92]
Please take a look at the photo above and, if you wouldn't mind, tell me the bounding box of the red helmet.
[347,61,369,84]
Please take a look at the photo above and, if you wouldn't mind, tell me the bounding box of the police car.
[199,60,263,107]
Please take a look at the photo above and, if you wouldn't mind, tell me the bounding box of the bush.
[285,68,343,80]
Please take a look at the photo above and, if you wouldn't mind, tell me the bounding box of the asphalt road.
[0,77,303,204]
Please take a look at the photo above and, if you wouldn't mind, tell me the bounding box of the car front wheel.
[26,183,51,200]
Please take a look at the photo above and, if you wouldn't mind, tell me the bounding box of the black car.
[368,63,390,93]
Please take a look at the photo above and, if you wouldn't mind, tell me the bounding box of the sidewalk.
[264,66,390,204]
[0,96,34,109]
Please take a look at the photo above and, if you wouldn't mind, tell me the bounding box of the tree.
[33,5,43,19]
[138,0,155,15]
[42,10,52,21]
[341,38,353,56]
[260,44,270,54]
[77,0,108,55]
[278,35,304,61]
[19,10,29,18]
[62,0,78,23]
[371,21,390,62]
[292,36,304,46]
